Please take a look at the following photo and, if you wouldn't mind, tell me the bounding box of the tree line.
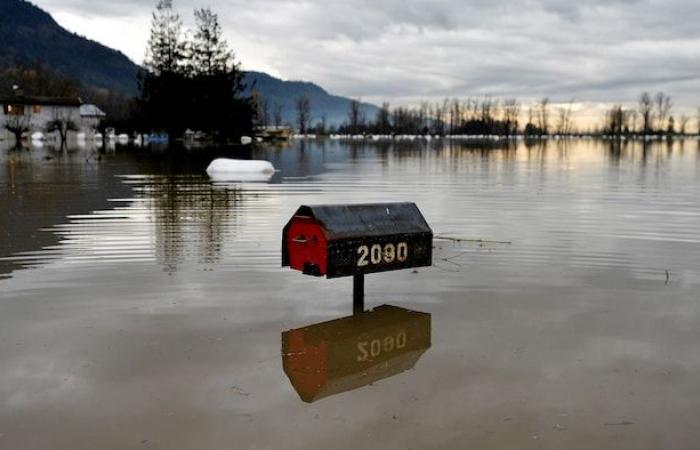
[603,92,697,136]
[281,92,700,137]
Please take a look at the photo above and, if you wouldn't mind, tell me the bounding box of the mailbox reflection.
[281,305,431,403]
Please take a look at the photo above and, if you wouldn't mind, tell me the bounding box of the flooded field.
[1,138,700,449]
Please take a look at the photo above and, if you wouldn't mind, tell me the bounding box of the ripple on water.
[1,140,699,283]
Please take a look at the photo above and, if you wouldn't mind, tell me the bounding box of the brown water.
[1,138,700,449]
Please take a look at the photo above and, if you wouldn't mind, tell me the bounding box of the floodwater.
[1,138,700,449]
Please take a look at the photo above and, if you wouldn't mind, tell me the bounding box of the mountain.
[0,0,378,127]
[244,71,378,128]
[0,0,140,95]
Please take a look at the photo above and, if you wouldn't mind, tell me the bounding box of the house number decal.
[357,242,409,267]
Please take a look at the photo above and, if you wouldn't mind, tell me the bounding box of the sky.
[32,0,700,124]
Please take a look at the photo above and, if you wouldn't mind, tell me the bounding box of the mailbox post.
[282,202,433,313]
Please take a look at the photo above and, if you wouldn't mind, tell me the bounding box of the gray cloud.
[33,0,700,108]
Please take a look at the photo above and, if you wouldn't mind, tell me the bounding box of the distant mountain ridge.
[0,0,378,126]
[244,71,378,127]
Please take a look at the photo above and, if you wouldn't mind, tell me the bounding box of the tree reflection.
[145,174,243,272]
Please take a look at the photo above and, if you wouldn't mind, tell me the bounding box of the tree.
[296,95,311,134]
[3,108,32,147]
[273,103,283,127]
[638,92,654,135]
[667,116,675,135]
[139,0,188,141]
[144,0,186,76]
[536,98,550,135]
[347,99,365,134]
[188,7,251,140]
[502,99,520,136]
[46,108,78,148]
[432,101,445,136]
[556,100,575,135]
[256,95,269,127]
[605,105,628,136]
[189,8,231,76]
[655,92,672,134]
[375,102,392,135]
[679,115,689,135]
[138,2,253,143]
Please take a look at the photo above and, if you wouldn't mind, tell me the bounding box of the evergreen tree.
[144,0,186,76]
[190,8,231,76]
[188,7,251,141]
[139,0,188,141]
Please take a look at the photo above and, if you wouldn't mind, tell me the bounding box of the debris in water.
[604,421,634,426]
[231,386,250,396]
[434,235,512,245]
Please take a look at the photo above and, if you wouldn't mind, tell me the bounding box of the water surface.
[1,138,699,449]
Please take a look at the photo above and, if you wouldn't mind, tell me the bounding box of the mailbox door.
[286,217,328,276]
[326,233,433,278]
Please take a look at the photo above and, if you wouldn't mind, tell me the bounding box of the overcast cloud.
[32,0,700,112]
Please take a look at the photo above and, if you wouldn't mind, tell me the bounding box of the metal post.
[353,274,365,315]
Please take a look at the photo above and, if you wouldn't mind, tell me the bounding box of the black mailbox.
[282,202,433,278]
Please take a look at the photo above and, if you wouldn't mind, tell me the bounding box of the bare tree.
[628,110,638,134]
[679,114,689,135]
[347,99,365,134]
[375,102,391,135]
[480,96,495,132]
[3,106,32,147]
[418,102,429,133]
[295,95,311,134]
[46,108,78,148]
[605,105,629,136]
[272,103,283,127]
[638,92,654,135]
[450,99,462,134]
[317,114,327,135]
[432,101,445,135]
[501,98,520,136]
[536,98,550,135]
[257,96,269,127]
[654,92,672,133]
[556,100,575,135]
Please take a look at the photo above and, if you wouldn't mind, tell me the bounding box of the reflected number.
[357,330,408,362]
[357,242,409,267]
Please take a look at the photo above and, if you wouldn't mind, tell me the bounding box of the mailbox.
[281,305,431,403]
[282,202,433,278]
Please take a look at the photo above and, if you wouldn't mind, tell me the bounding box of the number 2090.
[357,242,408,267]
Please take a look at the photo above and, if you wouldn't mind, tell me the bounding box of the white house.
[0,95,106,143]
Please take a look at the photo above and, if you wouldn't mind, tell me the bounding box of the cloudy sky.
[32,0,700,119]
